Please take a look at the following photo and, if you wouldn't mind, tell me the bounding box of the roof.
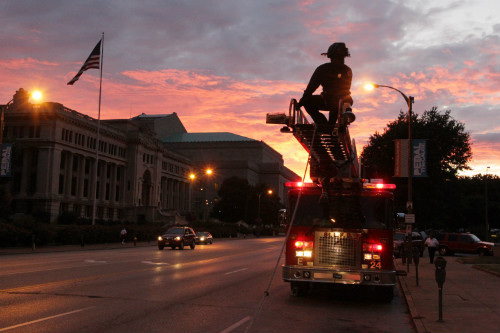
[162,132,256,143]
[132,113,175,119]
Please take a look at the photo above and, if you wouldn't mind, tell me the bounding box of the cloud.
[0,0,498,178]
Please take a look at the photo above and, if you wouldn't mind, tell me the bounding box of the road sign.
[405,214,415,224]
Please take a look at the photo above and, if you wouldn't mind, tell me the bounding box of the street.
[0,238,415,332]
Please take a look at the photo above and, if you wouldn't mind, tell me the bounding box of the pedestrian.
[120,227,127,245]
[298,42,354,126]
[425,234,439,264]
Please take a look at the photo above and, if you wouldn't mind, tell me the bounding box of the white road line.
[84,259,107,264]
[0,307,95,332]
[141,260,170,265]
[219,316,252,333]
[224,268,248,275]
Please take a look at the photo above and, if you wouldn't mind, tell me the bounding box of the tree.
[211,177,282,227]
[211,176,251,223]
[360,108,473,230]
[361,107,471,180]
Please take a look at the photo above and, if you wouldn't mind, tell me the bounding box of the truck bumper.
[282,265,396,287]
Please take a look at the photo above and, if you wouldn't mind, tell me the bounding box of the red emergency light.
[363,182,396,190]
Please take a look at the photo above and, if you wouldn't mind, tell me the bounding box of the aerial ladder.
[266,98,359,191]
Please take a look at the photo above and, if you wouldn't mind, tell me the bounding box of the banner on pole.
[394,139,427,177]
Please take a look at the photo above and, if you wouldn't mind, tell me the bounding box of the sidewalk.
[396,254,500,333]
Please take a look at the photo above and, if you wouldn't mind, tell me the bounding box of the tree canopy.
[210,176,282,226]
[359,107,486,233]
[361,107,472,181]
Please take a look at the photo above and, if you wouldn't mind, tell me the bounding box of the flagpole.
[92,32,104,226]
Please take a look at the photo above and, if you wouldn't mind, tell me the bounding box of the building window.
[58,174,64,194]
[83,179,89,197]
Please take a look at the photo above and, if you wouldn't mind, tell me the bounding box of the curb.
[397,275,428,333]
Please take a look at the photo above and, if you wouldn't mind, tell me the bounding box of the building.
[1,88,299,224]
[162,132,300,220]
[1,89,191,224]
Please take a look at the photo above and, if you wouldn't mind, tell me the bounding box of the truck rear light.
[295,241,313,248]
[296,250,312,257]
[294,239,313,258]
[363,243,383,252]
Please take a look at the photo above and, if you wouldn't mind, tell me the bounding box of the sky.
[1,0,499,179]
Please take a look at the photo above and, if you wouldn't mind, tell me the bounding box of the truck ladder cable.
[244,125,318,333]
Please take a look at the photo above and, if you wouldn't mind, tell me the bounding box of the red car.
[436,232,494,256]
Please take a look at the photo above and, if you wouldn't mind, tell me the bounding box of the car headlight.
[158,236,163,241]
[200,237,205,241]
[175,236,181,241]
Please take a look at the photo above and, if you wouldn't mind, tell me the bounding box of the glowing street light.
[365,83,414,211]
[257,189,273,223]
[366,82,414,271]
[189,167,215,221]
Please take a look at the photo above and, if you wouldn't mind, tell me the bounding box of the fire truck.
[267,99,400,302]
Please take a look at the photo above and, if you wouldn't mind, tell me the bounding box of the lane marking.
[84,259,107,264]
[224,268,248,275]
[141,261,170,266]
[0,307,94,332]
[219,316,252,333]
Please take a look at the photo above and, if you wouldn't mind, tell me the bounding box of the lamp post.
[257,189,273,223]
[366,83,414,270]
[365,83,415,214]
[485,166,490,240]
[189,167,214,221]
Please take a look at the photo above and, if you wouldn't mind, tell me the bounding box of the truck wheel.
[291,282,309,297]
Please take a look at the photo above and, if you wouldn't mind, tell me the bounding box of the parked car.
[436,232,494,256]
[158,226,196,250]
[195,231,213,244]
[393,231,425,258]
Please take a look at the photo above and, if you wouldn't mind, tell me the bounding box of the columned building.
[1,89,191,224]
[1,89,300,225]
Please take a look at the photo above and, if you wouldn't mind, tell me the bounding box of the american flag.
[67,40,101,85]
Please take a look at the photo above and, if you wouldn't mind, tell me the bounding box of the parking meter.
[434,256,447,288]
[412,247,420,265]
[412,247,420,286]
[434,256,447,321]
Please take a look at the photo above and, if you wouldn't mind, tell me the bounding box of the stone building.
[1,89,191,224]
[1,89,299,224]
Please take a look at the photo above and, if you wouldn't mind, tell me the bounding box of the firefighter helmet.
[321,42,350,58]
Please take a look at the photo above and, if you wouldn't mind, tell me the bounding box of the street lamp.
[366,83,415,270]
[257,189,273,223]
[189,167,214,221]
[365,83,414,215]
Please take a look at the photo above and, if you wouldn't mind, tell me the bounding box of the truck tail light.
[363,242,383,261]
[295,240,314,258]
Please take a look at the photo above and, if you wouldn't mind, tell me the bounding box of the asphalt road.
[0,238,415,332]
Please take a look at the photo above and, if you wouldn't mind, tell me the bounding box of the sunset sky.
[1,0,499,178]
